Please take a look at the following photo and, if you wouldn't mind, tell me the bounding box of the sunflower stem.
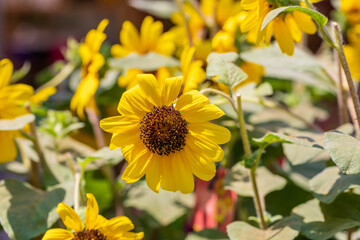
[332,22,360,136]
[334,50,349,125]
[74,171,81,212]
[38,63,75,91]
[174,0,193,46]
[200,88,237,112]
[236,95,266,229]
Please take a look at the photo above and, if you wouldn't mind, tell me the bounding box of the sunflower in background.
[341,0,360,26]
[100,74,230,194]
[42,193,143,240]
[111,16,175,58]
[344,25,360,80]
[70,19,108,119]
[240,0,319,56]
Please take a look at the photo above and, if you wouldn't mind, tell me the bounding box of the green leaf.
[224,163,287,197]
[206,52,247,89]
[0,179,73,240]
[292,193,360,240]
[241,45,336,93]
[253,132,293,148]
[123,181,193,227]
[0,114,35,131]
[185,229,228,240]
[324,131,360,174]
[261,6,328,31]
[109,52,180,72]
[128,0,177,18]
[227,216,300,240]
[310,166,360,204]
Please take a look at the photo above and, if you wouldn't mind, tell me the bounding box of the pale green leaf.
[0,114,35,131]
[186,229,228,240]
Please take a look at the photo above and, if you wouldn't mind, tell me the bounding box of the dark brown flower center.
[73,229,107,240]
[140,105,188,156]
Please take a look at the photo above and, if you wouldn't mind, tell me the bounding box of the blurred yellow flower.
[212,30,237,53]
[100,74,230,193]
[234,61,265,89]
[344,25,360,80]
[181,46,206,92]
[42,193,143,240]
[111,16,175,58]
[30,87,57,105]
[70,19,108,119]
[341,0,360,25]
[0,59,34,163]
[240,0,317,56]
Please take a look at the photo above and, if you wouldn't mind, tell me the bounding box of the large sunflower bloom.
[70,19,108,119]
[100,74,231,193]
[42,193,143,240]
[240,0,317,56]
[111,16,175,58]
[0,59,34,163]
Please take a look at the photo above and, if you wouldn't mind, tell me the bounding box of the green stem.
[236,95,266,229]
[38,63,75,91]
[74,172,81,212]
[200,88,237,111]
[332,22,360,135]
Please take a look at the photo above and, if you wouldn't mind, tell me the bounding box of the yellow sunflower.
[0,59,34,163]
[43,193,143,240]
[70,19,108,119]
[240,0,317,56]
[181,46,206,93]
[341,0,360,25]
[111,16,175,58]
[100,74,231,193]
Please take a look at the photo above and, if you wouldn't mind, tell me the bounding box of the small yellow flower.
[30,87,57,105]
[344,25,360,80]
[70,19,108,119]
[341,0,360,25]
[212,30,237,53]
[0,59,34,163]
[234,61,265,89]
[240,0,317,56]
[100,74,231,193]
[181,46,206,93]
[111,16,175,58]
[42,193,143,240]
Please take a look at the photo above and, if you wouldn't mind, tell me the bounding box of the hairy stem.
[236,95,266,229]
[174,0,193,46]
[333,22,360,135]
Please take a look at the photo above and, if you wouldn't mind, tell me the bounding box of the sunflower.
[100,74,231,193]
[180,46,206,93]
[70,19,108,119]
[111,16,175,58]
[42,193,143,240]
[240,0,317,56]
[0,58,34,163]
[341,0,360,25]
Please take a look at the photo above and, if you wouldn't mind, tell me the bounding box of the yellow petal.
[175,90,209,112]
[181,102,225,123]
[118,69,143,89]
[146,156,161,193]
[273,17,294,56]
[88,53,105,73]
[161,76,183,106]
[0,131,18,163]
[0,58,13,89]
[345,45,360,80]
[293,11,317,35]
[180,46,196,77]
[97,19,109,32]
[186,133,224,162]
[188,122,231,144]
[42,229,74,240]
[30,87,56,105]
[171,153,195,193]
[159,155,177,192]
[102,216,134,233]
[122,148,153,183]
[85,193,101,230]
[56,203,83,232]
[183,60,205,93]
[121,21,142,53]
[111,44,130,58]
[109,231,144,240]
[100,116,139,134]
[108,129,141,151]
[181,145,216,181]
[285,14,302,43]
[137,74,161,106]
[117,85,152,117]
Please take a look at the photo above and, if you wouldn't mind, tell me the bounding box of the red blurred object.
[191,168,237,233]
